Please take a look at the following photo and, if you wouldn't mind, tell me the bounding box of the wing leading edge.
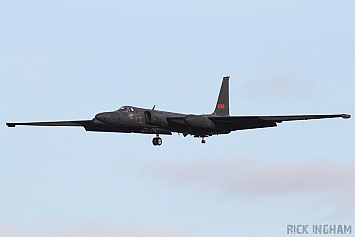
[5,120,173,135]
[167,113,350,124]
[166,113,350,132]
[211,113,351,123]
[6,120,92,127]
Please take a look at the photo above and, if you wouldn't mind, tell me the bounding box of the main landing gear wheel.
[201,138,206,144]
[152,136,162,146]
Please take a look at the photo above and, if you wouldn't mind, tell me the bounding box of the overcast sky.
[1,1,354,237]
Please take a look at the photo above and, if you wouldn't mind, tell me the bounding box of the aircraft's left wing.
[257,114,351,122]
[208,113,350,131]
[210,113,351,123]
[6,120,92,127]
[166,113,350,133]
[167,114,350,124]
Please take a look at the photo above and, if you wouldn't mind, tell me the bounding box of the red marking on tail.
[217,104,225,109]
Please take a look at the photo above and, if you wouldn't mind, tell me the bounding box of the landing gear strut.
[152,135,162,146]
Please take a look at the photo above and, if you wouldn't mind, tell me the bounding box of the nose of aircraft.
[95,112,110,123]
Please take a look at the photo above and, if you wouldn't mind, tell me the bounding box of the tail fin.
[212,76,230,116]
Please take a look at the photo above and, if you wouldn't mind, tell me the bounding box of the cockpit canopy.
[117,106,134,112]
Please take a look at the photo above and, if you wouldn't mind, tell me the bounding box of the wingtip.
[341,114,351,119]
[6,123,16,127]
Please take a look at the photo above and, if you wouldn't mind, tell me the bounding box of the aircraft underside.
[83,120,234,146]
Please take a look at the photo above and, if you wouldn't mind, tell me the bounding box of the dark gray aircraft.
[6,76,351,146]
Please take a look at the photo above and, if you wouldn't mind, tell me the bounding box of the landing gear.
[152,135,162,146]
[194,135,208,144]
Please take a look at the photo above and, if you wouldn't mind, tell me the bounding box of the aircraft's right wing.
[6,120,92,127]
[6,119,170,134]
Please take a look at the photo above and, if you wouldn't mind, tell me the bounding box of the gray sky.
[1,1,354,237]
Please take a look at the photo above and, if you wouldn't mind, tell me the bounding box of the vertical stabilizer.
[212,76,230,116]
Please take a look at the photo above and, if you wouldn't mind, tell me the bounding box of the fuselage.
[94,105,227,136]
[95,106,185,127]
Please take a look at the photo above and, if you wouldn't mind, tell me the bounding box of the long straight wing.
[167,113,350,124]
[167,113,350,132]
[6,119,172,135]
[6,120,92,127]
[210,113,351,123]
[208,113,350,131]
[258,114,351,122]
